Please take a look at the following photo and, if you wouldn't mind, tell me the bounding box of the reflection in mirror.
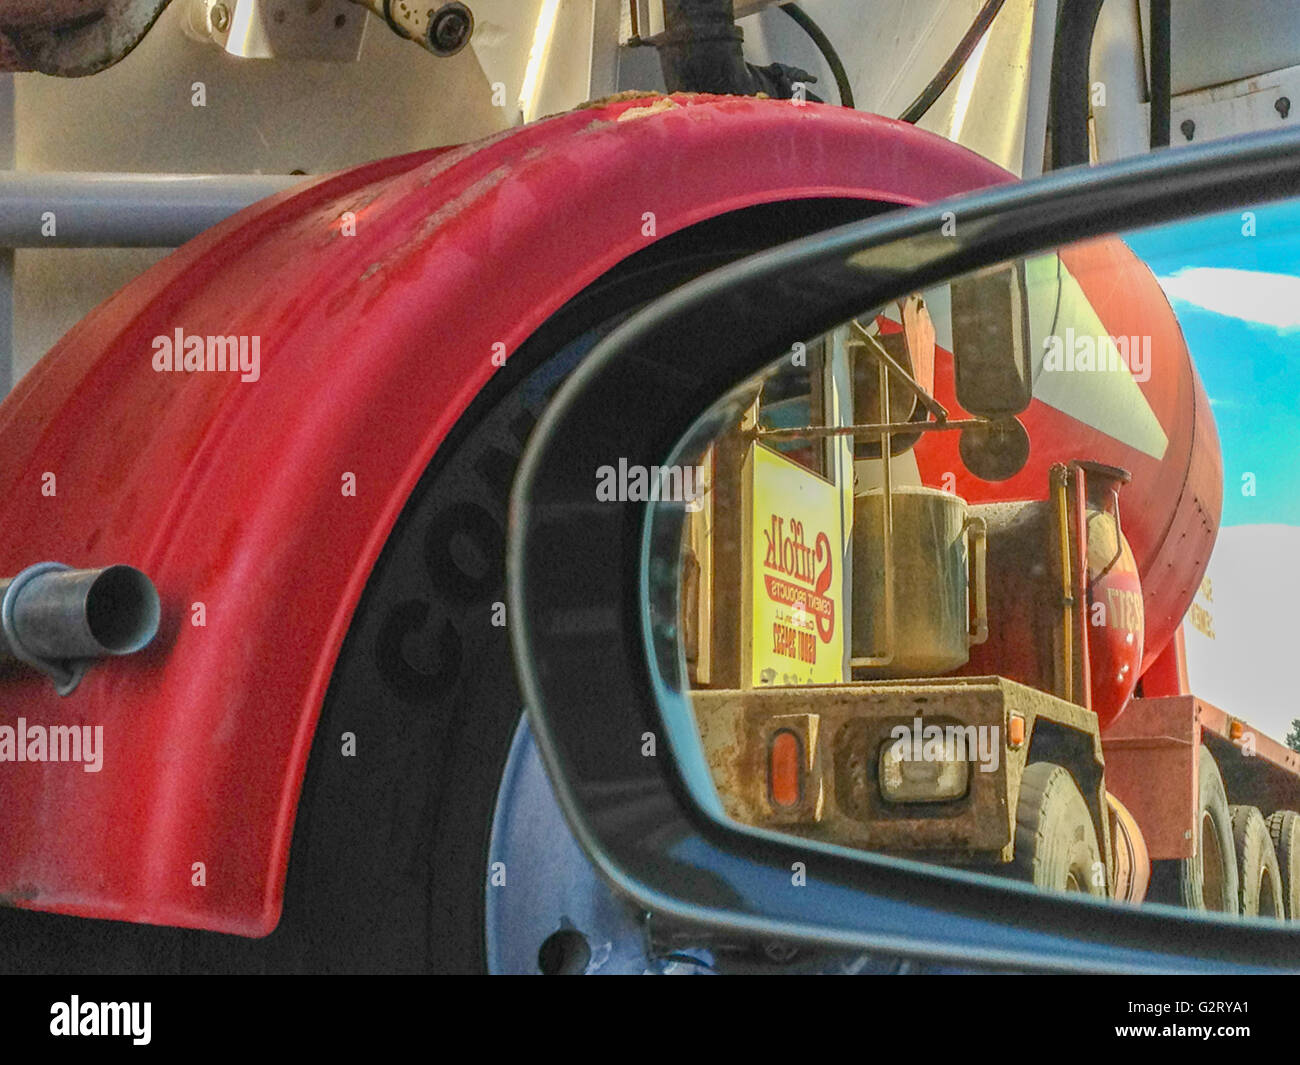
[951,261,1033,418]
[653,197,1300,924]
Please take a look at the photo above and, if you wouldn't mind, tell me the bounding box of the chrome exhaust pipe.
[0,563,161,694]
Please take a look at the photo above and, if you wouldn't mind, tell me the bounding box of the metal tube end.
[0,562,162,694]
[83,565,161,655]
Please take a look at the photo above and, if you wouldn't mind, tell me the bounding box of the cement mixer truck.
[685,230,1300,920]
[5,0,1300,977]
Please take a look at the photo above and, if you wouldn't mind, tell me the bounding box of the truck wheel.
[1231,806,1284,919]
[1010,762,1105,896]
[1149,750,1238,914]
[264,198,888,973]
[0,197,889,975]
[1265,810,1300,919]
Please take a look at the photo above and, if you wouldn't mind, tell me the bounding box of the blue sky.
[1124,200,1300,527]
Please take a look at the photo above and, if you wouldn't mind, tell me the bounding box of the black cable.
[1047,0,1105,168]
[1149,0,1172,148]
[897,0,1006,124]
[778,3,854,108]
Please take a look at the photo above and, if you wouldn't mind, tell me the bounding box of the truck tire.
[0,197,887,975]
[1010,762,1105,895]
[1231,806,1284,919]
[1265,809,1300,919]
[1149,750,1238,914]
[250,198,887,973]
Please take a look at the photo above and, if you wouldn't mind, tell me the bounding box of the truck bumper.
[691,676,1106,869]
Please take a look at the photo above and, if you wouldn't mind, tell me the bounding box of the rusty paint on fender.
[0,94,1013,935]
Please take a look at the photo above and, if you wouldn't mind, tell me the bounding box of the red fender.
[0,94,1011,935]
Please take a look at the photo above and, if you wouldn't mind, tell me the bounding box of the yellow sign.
[745,444,845,686]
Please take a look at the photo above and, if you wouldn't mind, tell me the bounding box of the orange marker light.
[1008,714,1026,749]
[1230,720,1244,741]
[770,731,802,808]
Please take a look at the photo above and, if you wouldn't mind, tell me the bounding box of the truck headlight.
[878,739,969,802]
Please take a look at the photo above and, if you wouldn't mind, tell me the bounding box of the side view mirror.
[508,126,1300,973]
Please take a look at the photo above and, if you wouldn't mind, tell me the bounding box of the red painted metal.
[1101,696,1201,861]
[920,236,1223,697]
[0,95,1013,935]
[1081,512,1144,729]
[1139,624,1190,699]
[1104,696,1300,861]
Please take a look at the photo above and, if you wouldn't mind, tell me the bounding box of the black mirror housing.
[508,125,1300,973]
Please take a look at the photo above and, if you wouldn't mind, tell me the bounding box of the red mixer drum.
[911,233,1221,725]
[1082,482,1146,726]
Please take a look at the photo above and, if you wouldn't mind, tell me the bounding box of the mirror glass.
[648,196,1300,924]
